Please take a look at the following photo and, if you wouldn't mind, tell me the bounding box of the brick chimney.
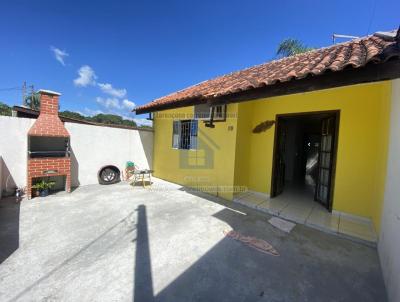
[27,90,71,199]
[28,90,69,137]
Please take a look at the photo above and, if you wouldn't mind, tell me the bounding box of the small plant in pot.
[31,180,56,197]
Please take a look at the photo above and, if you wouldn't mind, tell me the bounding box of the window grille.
[172,120,198,150]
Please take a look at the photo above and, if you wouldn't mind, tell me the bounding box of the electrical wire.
[0,86,21,92]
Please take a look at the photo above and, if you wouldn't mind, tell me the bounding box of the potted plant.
[31,180,56,197]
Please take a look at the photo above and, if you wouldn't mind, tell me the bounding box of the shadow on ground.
[8,209,136,301]
[0,183,387,302]
[0,196,20,264]
[133,194,387,302]
[130,181,153,187]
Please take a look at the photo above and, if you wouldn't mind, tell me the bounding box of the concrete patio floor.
[0,179,387,302]
[233,187,378,244]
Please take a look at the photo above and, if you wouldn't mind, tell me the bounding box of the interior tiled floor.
[234,185,377,244]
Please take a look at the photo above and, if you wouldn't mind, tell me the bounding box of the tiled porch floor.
[233,186,378,244]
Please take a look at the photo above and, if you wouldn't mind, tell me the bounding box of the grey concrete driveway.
[0,179,387,302]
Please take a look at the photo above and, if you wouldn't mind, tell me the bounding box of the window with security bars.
[172,120,198,150]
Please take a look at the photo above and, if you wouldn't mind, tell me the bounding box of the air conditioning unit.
[194,104,226,122]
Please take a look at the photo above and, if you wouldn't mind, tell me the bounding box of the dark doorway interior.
[271,111,339,211]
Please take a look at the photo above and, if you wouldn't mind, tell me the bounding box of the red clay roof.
[135,30,400,113]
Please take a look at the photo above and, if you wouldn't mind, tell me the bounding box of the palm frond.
[276,39,313,58]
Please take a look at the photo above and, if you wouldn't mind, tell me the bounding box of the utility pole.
[22,81,26,106]
[29,84,35,109]
[29,84,35,98]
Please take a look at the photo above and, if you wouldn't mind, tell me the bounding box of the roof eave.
[134,97,209,114]
[135,58,400,114]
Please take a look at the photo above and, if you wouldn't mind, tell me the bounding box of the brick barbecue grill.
[27,90,71,199]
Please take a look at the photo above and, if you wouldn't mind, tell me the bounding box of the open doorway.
[271,111,340,212]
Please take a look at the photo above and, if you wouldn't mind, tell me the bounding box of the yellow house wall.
[233,101,253,188]
[152,81,390,231]
[234,81,391,230]
[153,104,239,200]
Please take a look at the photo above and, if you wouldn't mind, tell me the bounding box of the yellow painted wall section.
[152,81,390,231]
[234,81,391,230]
[153,104,239,200]
[233,101,253,188]
[370,82,391,231]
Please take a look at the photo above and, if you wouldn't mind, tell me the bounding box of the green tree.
[60,110,87,121]
[57,110,141,128]
[276,38,313,58]
[25,92,40,110]
[0,102,12,116]
[90,114,138,127]
[138,125,152,130]
[121,119,138,128]
[0,100,145,128]
[90,113,123,124]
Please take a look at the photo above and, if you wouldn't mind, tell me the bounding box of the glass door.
[315,116,336,209]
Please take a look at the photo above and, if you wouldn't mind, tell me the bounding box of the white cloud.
[96,97,135,111]
[122,99,136,110]
[50,46,69,66]
[98,83,127,98]
[74,65,97,87]
[96,97,121,110]
[133,118,153,127]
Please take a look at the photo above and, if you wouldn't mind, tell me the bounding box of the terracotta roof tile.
[135,30,400,113]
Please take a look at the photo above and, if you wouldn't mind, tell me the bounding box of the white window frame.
[194,104,226,121]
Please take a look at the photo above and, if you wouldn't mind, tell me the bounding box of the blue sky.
[0,0,398,125]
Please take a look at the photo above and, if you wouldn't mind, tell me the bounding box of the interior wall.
[378,78,400,302]
[0,116,153,196]
[234,81,391,229]
[153,105,239,200]
[284,120,299,183]
[285,117,323,185]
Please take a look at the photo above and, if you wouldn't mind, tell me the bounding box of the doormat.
[268,217,296,233]
[223,230,279,256]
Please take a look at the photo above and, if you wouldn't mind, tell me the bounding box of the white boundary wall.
[378,79,400,302]
[66,123,153,187]
[0,116,153,196]
[0,117,34,195]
